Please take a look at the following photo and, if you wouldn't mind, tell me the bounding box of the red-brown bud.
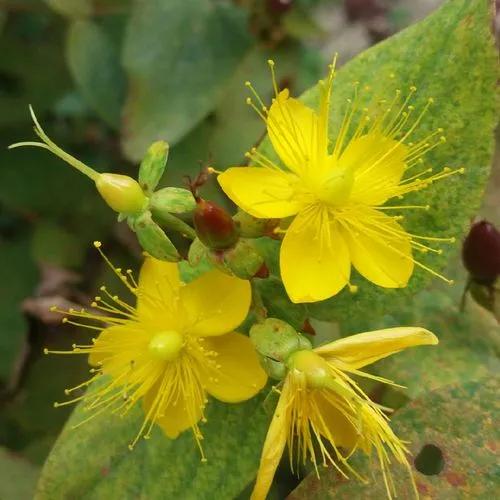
[462,220,500,285]
[193,198,240,250]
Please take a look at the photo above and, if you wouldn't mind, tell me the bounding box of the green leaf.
[67,20,126,127]
[371,284,500,400]
[157,44,322,208]
[121,0,252,160]
[0,339,91,447]
[36,392,270,499]
[0,237,38,380]
[1,126,104,219]
[31,220,85,268]
[0,447,39,500]
[290,376,500,498]
[332,275,500,403]
[43,0,91,18]
[0,16,71,127]
[257,0,498,323]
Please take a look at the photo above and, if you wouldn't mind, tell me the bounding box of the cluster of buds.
[186,170,273,280]
[10,107,274,282]
[9,107,198,261]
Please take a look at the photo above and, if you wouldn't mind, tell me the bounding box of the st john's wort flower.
[218,59,463,303]
[251,325,438,499]
[47,243,267,456]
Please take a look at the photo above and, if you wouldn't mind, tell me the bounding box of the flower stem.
[8,105,99,181]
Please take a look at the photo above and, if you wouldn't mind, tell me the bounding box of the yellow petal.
[311,391,358,450]
[251,377,293,500]
[343,207,414,288]
[88,324,148,368]
[136,257,181,323]
[341,133,408,205]
[314,326,438,369]
[218,167,301,219]
[281,207,350,303]
[88,325,120,367]
[143,382,204,439]
[267,89,318,174]
[181,270,251,337]
[202,332,267,403]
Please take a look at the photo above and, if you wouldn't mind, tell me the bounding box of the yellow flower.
[252,327,438,500]
[218,59,463,303]
[48,242,267,455]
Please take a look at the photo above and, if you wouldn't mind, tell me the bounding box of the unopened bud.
[208,238,264,280]
[95,173,146,215]
[250,318,312,380]
[138,140,169,195]
[194,199,239,250]
[462,220,500,285]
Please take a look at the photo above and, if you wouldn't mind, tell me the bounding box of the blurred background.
[0,0,498,498]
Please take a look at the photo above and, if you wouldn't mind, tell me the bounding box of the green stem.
[9,105,98,181]
[151,210,196,240]
[251,281,267,322]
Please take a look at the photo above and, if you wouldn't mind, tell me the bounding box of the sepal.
[130,210,180,262]
[249,318,312,380]
[138,140,169,195]
[150,187,196,216]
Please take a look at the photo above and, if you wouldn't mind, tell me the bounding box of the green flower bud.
[95,173,146,215]
[150,187,196,216]
[138,140,169,195]
[250,318,312,379]
[209,238,265,280]
[131,210,180,262]
[193,198,240,250]
[233,210,278,238]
